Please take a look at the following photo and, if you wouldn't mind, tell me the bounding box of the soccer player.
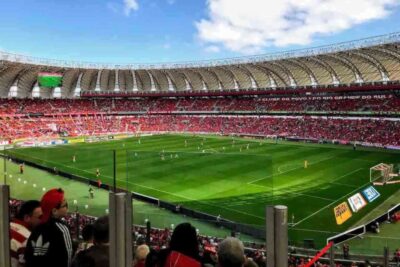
[96,168,100,178]
[89,186,94,199]
[72,155,76,163]
[19,163,24,174]
[304,160,308,168]
[97,179,102,188]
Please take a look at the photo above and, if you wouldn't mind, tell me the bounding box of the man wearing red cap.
[25,188,73,267]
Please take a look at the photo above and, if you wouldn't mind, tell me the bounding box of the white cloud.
[196,0,399,53]
[205,45,221,53]
[123,0,139,16]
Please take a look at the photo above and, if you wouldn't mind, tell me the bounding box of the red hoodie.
[164,251,201,267]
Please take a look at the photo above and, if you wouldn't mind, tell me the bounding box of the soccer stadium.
[1,1,400,267]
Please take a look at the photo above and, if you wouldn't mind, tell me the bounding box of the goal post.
[370,163,395,184]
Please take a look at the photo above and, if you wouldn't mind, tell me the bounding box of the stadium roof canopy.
[0,32,400,98]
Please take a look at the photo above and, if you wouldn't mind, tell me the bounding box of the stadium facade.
[0,32,399,98]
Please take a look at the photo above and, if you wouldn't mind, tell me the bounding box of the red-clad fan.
[10,200,42,267]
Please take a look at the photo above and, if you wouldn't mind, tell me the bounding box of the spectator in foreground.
[25,188,73,267]
[243,258,259,267]
[394,248,400,263]
[145,222,201,267]
[133,244,150,267]
[76,224,95,253]
[10,200,42,267]
[217,237,246,267]
[71,216,109,267]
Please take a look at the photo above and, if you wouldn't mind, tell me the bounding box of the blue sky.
[0,0,399,64]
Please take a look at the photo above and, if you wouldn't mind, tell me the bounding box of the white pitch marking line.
[292,179,372,227]
[248,155,336,185]
[328,168,363,184]
[9,152,264,220]
[329,182,357,188]
[248,183,335,202]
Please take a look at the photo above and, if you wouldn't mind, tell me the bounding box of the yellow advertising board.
[68,138,85,144]
[334,202,352,225]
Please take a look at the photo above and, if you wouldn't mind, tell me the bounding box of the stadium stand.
[0,95,400,114]
[0,95,400,148]
[9,199,399,267]
[1,33,400,267]
[1,113,399,146]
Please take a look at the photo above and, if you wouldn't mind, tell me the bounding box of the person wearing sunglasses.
[25,188,73,267]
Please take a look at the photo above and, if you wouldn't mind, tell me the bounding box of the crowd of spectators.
[0,95,399,115]
[138,115,400,146]
[1,114,400,146]
[0,95,399,147]
[8,198,400,267]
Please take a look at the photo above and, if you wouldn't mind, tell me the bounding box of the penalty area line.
[247,155,337,185]
[248,183,335,202]
[292,179,373,227]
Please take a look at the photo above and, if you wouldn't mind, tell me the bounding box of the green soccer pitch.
[4,134,400,247]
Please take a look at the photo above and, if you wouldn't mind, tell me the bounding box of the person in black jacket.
[25,188,73,267]
[71,216,109,267]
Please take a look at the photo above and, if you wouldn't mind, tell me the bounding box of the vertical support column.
[266,206,275,267]
[75,72,83,97]
[8,80,18,98]
[115,70,120,91]
[0,185,10,267]
[109,192,133,267]
[266,205,288,267]
[383,246,389,267]
[3,149,7,184]
[131,70,138,91]
[146,220,151,244]
[329,243,335,267]
[95,70,102,91]
[148,71,156,91]
[275,205,288,267]
[125,193,133,265]
[32,82,41,98]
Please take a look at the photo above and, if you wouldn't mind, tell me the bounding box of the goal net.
[370,163,397,185]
